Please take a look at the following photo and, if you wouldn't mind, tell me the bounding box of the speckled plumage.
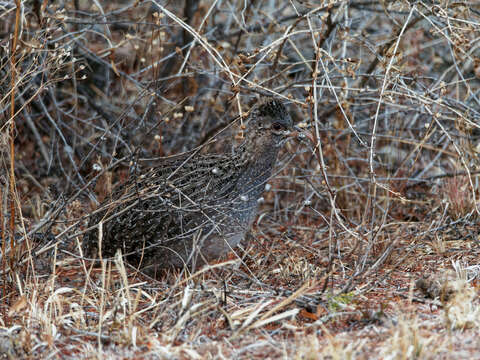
[83,98,293,276]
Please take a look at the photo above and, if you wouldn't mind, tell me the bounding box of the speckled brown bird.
[83,98,295,276]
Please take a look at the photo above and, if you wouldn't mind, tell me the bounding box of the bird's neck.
[235,133,280,195]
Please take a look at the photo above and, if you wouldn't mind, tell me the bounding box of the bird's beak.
[288,125,314,143]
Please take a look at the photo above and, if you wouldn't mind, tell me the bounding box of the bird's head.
[248,98,295,147]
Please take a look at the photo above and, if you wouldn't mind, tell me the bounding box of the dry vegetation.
[1,0,480,358]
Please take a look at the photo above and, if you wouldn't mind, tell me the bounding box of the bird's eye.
[272,123,283,131]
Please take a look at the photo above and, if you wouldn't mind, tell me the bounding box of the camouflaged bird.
[83,98,295,276]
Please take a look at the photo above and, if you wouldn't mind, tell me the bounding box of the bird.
[83,98,297,277]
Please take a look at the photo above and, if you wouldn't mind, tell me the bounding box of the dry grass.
[1,0,480,358]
